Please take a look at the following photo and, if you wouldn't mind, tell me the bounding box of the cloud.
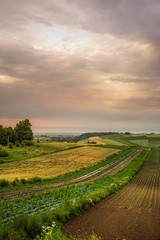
[0,0,160,132]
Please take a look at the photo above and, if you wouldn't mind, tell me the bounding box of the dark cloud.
[0,0,160,132]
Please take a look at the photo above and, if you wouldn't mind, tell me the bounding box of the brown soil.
[148,141,160,143]
[63,202,160,240]
[62,162,160,240]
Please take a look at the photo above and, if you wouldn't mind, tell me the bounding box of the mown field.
[0,146,119,181]
[0,142,81,164]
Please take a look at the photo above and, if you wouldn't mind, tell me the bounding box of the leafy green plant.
[15,141,20,147]
[0,145,9,157]
[9,142,14,149]
[0,179,9,187]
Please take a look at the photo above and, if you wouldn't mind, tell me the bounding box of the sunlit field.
[78,136,125,146]
[0,146,119,181]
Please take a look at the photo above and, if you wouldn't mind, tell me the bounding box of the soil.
[148,141,160,143]
[63,202,160,240]
[62,162,160,240]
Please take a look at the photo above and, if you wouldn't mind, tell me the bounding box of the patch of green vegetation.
[145,148,160,162]
[130,139,149,147]
[0,142,81,164]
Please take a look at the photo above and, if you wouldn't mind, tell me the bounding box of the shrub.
[12,178,20,186]
[21,142,25,147]
[23,140,34,146]
[28,176,43,184]
[15,141,20,147]
[9,142,14,149]
[21,178,27,185]
[0,179,9,187]
[0,145,9,157]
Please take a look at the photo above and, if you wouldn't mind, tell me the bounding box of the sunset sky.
[0,0,160,133]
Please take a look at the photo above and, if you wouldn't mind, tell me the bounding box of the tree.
[14,119,33,143]
[6,126,16,145]
[0,125,7,145]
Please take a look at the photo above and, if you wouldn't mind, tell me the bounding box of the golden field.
[0,146,120,181]
[79,136,124,146]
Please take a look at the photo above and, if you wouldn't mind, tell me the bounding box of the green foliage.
[22,140,34,146]
[9,142,14,149]
[14,119,33,143]
[145,148,160,162]
[0,145,9,157]
[15,141,20,147]
[0,126,8,146]
[0,179,9,187]
[21,142,25,147]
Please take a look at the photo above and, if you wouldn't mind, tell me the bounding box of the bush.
[21,142,25,147]
[12,178,20,186]
[9,142,14,149]
[0,179,9,187]
[15,141,20,147]
[23,140,34,146]
[21,178,27,185]
[0,145,9,157]
[28,176,43,184]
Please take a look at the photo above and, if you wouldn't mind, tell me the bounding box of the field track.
[0,149,142,200]
[63,149,160,240]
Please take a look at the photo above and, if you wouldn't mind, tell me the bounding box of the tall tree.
[0,125,7,145]
[6,127,16,144]
[14,119,33,143]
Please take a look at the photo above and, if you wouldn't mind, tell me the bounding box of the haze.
[0,0,160,133]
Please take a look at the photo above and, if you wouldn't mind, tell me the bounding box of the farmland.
[63,147,160,240]
[1,133,160,240]
[0,146,119,181]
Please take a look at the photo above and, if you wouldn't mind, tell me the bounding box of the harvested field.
[0,146,119,181]
[0,148,139,200]
[63,150,160,240]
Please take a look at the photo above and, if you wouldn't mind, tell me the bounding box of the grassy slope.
[0,146,119,181]
[0,142,81,164]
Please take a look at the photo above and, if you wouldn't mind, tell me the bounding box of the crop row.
[0,147,138,201]
[107,160,160,209]
[0,150,149,240]
[146,147,160,162]
[0,149,146,226]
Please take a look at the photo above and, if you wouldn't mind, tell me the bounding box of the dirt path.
[0,149,141,200]
[62,162,160,240]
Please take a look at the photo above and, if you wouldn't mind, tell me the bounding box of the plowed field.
[63,149,160,240]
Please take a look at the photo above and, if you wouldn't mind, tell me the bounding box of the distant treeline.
[49,132,118,143]
[79,132,119,139]
[0,119,33,146]
[51,136,80,143]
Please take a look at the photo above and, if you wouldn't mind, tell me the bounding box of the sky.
[0,0,160,133]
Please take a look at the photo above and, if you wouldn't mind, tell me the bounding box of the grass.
[130,139,149,147]
[0,142,81,164]
[0,146,119,181]
[145,148,160,162]
[78,135,125,146]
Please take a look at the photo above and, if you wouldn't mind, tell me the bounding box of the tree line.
[0,119,33,146]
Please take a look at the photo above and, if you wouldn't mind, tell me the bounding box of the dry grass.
[0,146,119,181]
[79,136,124,146]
